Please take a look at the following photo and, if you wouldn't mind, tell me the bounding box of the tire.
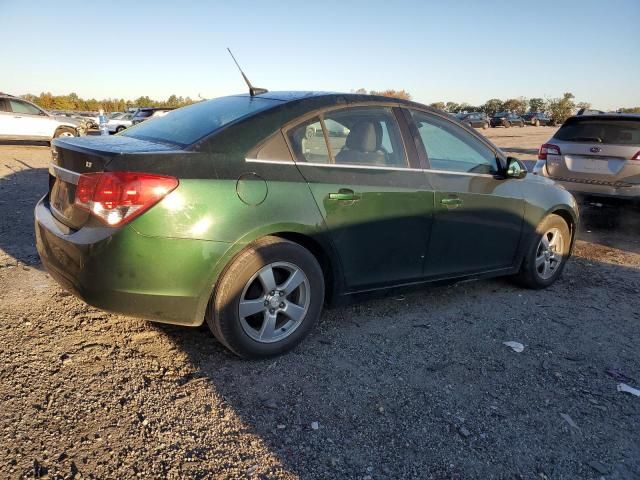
[206,236,325,358]
[483,122,488,130]
[534,119,540,127]
[505,122,511,128]
[115,126,126,133]
[519,121,524,127]
[53,126,77,139]
[512,214,571,289]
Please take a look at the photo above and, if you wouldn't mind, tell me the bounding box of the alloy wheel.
[535,228,564,279]
[239,262,310,343]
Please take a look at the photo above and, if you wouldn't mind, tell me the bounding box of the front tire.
[534,119,540,127]
[513,214,571,289]
[207,236,325,358]
[115,126,126,133]
[505,122,511,128]
[53,127,77,138]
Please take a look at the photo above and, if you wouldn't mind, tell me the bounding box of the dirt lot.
[1,128,639,479]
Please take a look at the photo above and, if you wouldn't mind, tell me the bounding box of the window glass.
[322,107,407,167]
[554,119,640,145]
[287,116,331,163]
[122,96,279,146]
[0,99,8,112]
[411,110,498,174]
[10,100,42,115]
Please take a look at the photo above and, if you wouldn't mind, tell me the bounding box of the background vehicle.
[130,107,174,125]
[456,112,489,129]
[106,112,134,133]
[0,93,86,141]
[490,112,525,128]
[522,112,554,126]
[533,114,640,200]
[36,92,578,358]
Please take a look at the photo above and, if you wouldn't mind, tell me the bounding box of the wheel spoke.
[280,268,305,295]
[535,255,546,268]
[258,266,277,293]
[258,311,278,340]
[542,260,550,277]
[541,235,550,248]
[239,298,265,318]
[283,302,306,322]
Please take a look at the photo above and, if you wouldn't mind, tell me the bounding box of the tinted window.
[411,110,498,174]
[287,117,331,163]
[10,100,42,115]
[122,96,279,146]
[0,99,8,112]
[554,119,640,145]
[322,107,407,167]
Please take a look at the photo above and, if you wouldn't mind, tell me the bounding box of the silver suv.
[0,93,86,141]
[533,114,640,200]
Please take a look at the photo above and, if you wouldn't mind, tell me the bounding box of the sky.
[1,0,639,110]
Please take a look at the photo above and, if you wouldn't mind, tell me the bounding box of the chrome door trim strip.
[50,164,81,185]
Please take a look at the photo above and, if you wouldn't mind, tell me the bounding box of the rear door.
[546,117,640,185]
[287,105,434,290]
[406,109,525,277]
[0,99,13,137]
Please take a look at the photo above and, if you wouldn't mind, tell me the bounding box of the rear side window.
[122,96,279,147]
[555,119,640,145]
[411,110,498,174]
[287,117,331,164]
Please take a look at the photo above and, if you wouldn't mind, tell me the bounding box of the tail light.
[631,150,640,161]
[538,143,561,160]
[75,172,178,226]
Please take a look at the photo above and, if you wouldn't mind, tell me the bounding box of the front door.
[8,99,51,138]
[286,106,434,290]
[407,109,525,277]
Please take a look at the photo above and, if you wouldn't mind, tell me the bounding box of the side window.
[322,107,407,167]
[286,116,331,164]
[9,100,42,116]
[0,99,9,112]
[411,110,498,174]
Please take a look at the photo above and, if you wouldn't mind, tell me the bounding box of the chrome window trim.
[245,158,495,177]
[50,164,80,185]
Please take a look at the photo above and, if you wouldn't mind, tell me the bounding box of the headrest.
[345,121,378,152]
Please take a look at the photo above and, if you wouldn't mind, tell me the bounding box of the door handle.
[440,197,463,208]
[329,189,360,201]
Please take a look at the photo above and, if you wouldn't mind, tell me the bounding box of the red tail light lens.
[538,143,561,160]
[75,172,178,226]
[631,150,640,161]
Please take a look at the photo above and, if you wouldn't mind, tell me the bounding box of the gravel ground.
[1,131,639,479]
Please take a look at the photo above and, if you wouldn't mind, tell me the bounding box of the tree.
[482,99,504,116]
[576,101,591,111]
[370,89,412,100]
[529,97,545,113]
[619,106,640,113]
[547,92,575,123]
[503,98,527,115]
[445,102,460,113]
[429,102,446,111]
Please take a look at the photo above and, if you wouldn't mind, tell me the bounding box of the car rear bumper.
[35,197,232,326]
[534,162,640,199]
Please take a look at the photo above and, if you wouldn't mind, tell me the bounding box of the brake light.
[538,143,561,160]
[632,150,640,161]
[75,172,178,226]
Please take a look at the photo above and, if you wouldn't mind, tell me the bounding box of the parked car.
[0,93,86,141]
[130,107,174,125]
[107,112,134,133]
[522,112,554,127]
[490,112,525,128]
[533,114,640,200]
[456,112,489,129]
[36,92,578,358]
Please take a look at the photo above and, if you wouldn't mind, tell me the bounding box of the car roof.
[564,113,640,122]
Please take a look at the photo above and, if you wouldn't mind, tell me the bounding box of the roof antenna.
[227,48,268,97]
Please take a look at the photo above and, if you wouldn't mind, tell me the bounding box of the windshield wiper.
[567,136,603,143]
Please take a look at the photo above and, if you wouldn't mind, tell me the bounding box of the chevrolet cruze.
[35,92,578,358]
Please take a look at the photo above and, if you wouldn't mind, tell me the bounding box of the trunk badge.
[590,147,601,153]
[85,161,93,168]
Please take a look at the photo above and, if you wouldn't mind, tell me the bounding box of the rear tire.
[53,127,77,138]
[115,126,126,133]
[505,122,511,128]
[512,214,571,289]
[534,119,540,127]
[206,236,325,358]
[483,122,488,130]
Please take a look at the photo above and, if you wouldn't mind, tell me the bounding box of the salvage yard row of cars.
[1,89,636,357]
[454,111,555,130]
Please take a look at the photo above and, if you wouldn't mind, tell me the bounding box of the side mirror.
[505,157,527,179]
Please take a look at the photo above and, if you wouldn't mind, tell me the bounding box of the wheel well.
[551,208,576,240]
[272,232,337,305]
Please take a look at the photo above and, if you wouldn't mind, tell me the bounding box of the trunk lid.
[49,136,178,230]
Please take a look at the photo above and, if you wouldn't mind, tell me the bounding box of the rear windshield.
[555,118,640,145]
[122,96,279,147]
[133,110,153,119]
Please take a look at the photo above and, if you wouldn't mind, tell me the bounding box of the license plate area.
[564,155,623,175]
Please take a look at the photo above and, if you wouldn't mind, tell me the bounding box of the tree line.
[20,92,197,113]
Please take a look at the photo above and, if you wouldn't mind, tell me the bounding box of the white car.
[107,112,134,133]
[0,94,86,141]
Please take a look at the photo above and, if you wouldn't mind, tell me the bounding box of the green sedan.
[35,92,578,358]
